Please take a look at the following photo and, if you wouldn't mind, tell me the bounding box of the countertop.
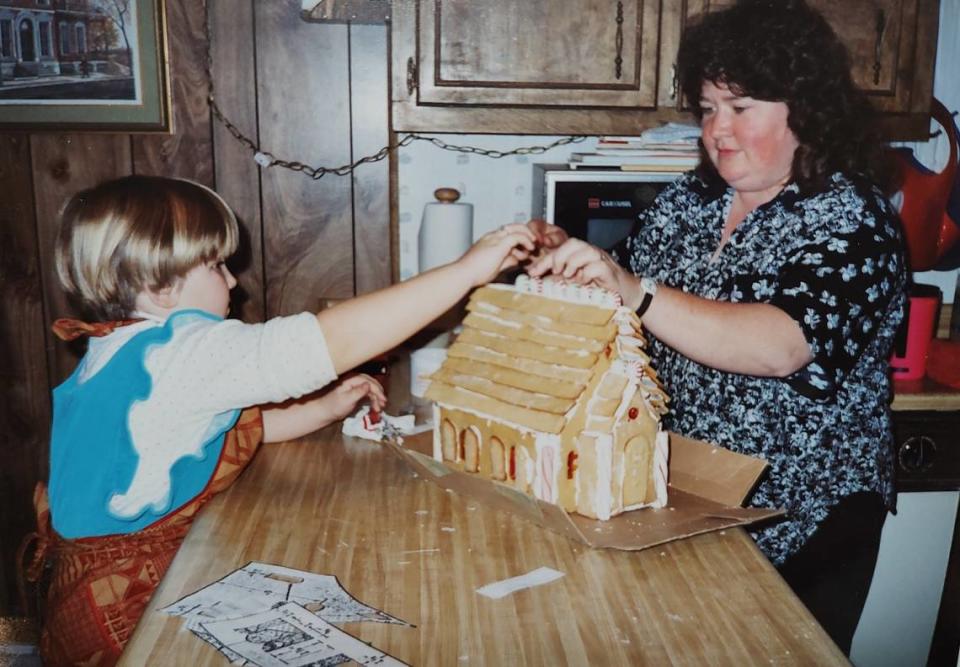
[119,405,847,664]
[893,376,960,411]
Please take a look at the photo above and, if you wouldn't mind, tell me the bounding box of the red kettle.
[893,98,960,272]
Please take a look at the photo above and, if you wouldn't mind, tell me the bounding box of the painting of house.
[424,277,670,521]
[0,0,135,100]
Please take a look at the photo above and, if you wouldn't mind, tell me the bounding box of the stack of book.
[568,123,701,171]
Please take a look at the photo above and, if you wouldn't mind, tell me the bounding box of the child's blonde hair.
[56,175,239,320]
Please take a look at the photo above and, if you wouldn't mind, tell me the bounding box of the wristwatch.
[636,276,658,316]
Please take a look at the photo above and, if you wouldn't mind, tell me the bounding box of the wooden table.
[120,421,847,665]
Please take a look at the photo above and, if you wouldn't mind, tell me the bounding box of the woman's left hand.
[526,238,644,309]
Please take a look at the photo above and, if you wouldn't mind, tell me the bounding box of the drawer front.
[892,411,960,492]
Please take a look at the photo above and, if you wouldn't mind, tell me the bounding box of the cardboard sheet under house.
[387,431,784,551]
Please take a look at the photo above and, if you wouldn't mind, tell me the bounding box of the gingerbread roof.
[424,279,668,434]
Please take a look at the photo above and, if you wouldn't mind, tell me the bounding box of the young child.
[23,175,536,666]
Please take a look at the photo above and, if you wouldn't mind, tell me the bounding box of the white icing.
[471,311,522,330]
[473,301,500,314]
[592,433,614,520]
[472,328,592,358]
[652,429,669,508]
[508,275,621,309]
[534,435,561,503]
[523,448,535,491]
[611,381,640,426]
[472,311,602,350]
[432,404,443,460]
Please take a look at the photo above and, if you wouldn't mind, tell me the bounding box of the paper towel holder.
[418,186,473,275]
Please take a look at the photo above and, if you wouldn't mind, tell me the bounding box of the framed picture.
[0,0,170,132]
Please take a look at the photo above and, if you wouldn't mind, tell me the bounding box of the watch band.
[636,277,658,317]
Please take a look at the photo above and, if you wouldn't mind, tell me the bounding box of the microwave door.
[553,178,672,253]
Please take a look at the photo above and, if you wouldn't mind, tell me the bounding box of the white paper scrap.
[342,406,415,443]
[201,602,407,667]
[475,567,565,600]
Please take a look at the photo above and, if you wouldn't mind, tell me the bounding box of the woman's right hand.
[526,238,645,309]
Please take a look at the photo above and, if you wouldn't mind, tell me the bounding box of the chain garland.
[201,0,587,180]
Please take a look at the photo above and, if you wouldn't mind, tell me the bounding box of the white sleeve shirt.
[83,310,337,520]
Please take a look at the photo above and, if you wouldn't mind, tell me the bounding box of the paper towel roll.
[410,347,448,397]
[418,188,473,273]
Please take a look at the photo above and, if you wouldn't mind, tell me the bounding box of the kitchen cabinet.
[391,0,678,134]
[680,0,939,134]
[391,0,939,140]
[807,0,934,120]
[401,0,661,108]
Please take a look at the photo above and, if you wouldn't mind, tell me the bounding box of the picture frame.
[0,0,170,132]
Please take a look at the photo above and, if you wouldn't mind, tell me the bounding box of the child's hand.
[323,373,387,423]
[459,223,537,286]
[261,373,387,443]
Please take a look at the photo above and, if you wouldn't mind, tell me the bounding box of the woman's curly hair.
[677,0,893,194]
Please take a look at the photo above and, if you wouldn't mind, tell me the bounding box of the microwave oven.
[531,164,681,254]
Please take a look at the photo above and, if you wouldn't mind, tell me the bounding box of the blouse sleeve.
[760,196,904,399]
[149,311,338,415]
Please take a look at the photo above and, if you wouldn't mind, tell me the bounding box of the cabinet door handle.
[873,9,886,85]
[614,1,624,80]
[406,56,417,96]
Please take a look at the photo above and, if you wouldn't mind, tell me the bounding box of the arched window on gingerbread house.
[461,427,480,473]
[440,418,457,462]
[489,436,506,481]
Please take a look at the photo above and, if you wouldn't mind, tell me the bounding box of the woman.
[528,0,905,653]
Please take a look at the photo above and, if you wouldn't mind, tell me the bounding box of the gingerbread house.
[423,276,670,520]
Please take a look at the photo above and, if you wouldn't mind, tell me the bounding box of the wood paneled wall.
[0,0,390,616]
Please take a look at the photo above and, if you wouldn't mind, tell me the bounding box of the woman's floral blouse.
[619,172,906,564]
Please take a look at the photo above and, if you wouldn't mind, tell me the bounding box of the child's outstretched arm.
[261,373,386,443]
[317,224,536,374]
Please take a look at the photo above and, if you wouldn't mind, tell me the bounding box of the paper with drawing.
[201,602,406,667]
[161,562,408,665]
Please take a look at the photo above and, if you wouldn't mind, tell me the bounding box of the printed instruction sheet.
[161,561,409,665]
[201,602,407,667]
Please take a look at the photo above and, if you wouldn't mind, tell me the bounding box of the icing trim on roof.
[507,274,623,308]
